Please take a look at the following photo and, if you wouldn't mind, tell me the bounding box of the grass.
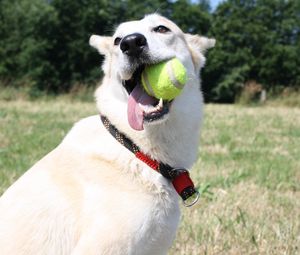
[266,90,300,108]
[0,98,299,254]
[0,98,97,194]
[171,104,300,255]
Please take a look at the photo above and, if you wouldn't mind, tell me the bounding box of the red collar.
[101,115,199,207]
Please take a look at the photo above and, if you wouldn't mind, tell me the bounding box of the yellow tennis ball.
[141,58,187,100]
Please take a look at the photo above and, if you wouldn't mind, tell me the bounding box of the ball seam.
[167,60,185,90]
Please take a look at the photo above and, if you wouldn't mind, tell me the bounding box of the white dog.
[0,14,214,255]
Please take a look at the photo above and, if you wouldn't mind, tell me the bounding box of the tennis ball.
[141,58,187,100]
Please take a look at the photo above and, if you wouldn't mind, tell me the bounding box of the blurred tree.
[122,0,169,20]
[0,0,125,93]
[122,0,211,34]
[39,0,126,92]
[1,0,298,101]
[0,0,212,93]
[168,0,211,34]
[0,0,58,90]
[202,0,300,102]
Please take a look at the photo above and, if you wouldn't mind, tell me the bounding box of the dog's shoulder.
[61,115,111,153]
[61,115,128,162]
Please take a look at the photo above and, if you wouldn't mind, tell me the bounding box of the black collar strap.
[100,115,199,207]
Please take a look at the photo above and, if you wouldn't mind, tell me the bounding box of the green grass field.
[0,98,299,254]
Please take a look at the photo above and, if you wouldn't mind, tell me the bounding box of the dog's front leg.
[72,238,129,255]
[71,224,134,255]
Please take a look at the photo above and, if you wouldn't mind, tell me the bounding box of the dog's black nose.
[120,33,147,57]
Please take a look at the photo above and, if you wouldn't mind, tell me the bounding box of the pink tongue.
[127,84,157,130]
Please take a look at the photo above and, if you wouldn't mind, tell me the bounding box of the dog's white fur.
[0,14,214,255]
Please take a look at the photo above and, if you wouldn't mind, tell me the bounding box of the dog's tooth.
[159,98,163,109]
[139,103,154,114]
[154,103,163,113]
[139,100,164,115]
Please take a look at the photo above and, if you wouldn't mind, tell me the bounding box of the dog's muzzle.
[119,33,172,131]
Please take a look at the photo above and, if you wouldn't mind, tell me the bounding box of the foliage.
[0,0,299,101]
[0,0,124,93]
[0,0,58,86]
[202,0,300,102]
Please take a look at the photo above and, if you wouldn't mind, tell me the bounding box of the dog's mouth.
[122,65,172,131]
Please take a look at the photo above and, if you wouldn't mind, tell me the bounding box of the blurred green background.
[0,0,299,103]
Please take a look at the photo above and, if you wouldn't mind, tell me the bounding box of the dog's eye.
[153,25,171,34]
[114,37,122,46]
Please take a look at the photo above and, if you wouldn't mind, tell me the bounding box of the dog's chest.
[81,181,180,255]
[119,193,180,255]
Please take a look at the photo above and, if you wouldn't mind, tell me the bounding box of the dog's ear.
[185,34,216,53]
[184,34,215,72]
[89,35,113,55]
[90,35,114,76]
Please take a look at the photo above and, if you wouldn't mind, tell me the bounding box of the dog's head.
[90,14,215,133]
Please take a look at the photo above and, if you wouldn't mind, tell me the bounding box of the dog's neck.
[95,81,203,170]
[100,114,199,204]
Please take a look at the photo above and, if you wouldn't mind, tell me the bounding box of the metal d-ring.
[183,190,200,207]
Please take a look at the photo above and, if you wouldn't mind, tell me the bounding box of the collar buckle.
[171,168,199,205]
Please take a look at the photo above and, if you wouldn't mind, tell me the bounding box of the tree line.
[0,0,299,102]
